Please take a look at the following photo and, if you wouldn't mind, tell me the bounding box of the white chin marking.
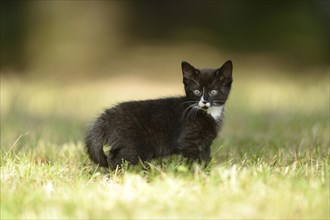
[207,105,224,120]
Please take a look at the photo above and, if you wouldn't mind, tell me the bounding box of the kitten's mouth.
[198,100,211,110]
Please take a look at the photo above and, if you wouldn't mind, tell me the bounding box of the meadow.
[1,72,329,219]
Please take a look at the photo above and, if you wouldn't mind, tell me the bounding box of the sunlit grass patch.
[2,144,328,219]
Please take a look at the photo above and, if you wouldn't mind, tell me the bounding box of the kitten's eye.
[210,90,218,95]
[193,89,201,96]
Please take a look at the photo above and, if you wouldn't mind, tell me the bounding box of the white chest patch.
[207,105,224,120]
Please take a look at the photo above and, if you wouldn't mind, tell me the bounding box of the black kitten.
[85,60,233,168]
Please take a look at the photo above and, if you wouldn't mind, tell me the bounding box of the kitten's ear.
[181,61,198,78]
[216,60,233,79]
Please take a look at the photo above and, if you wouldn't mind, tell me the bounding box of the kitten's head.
[181,60,233,110]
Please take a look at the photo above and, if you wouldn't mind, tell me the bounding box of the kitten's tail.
[85,122,109,167]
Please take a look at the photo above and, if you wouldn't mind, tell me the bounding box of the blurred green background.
[1,0,329,147]
[1,0,329,79]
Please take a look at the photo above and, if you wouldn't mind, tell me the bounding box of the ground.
[1,74,329,219]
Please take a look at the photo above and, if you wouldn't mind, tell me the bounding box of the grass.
[1,74,329,219]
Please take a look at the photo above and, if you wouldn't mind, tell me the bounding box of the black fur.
[85,60,233,168]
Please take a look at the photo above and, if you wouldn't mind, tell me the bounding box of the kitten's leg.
[181,147,211,163]
[107,146,139,169]
[176,127,214,163]
[176,140,211,163]
[199,147,211,162]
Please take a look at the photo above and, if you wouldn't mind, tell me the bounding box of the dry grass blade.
[3,132,30,159]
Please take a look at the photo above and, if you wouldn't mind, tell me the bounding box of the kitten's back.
[85,97,186,167]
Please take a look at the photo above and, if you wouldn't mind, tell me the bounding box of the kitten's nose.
[202,101,207,104]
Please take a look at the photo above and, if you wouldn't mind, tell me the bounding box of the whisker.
[181,101,196,105]
[212,99,226,102]
[212,100,226,104]
[192,107,199,120]
[188,106,201,121]
[182,103,196,120]
[187,106,197,120]
[187,106,195,119]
